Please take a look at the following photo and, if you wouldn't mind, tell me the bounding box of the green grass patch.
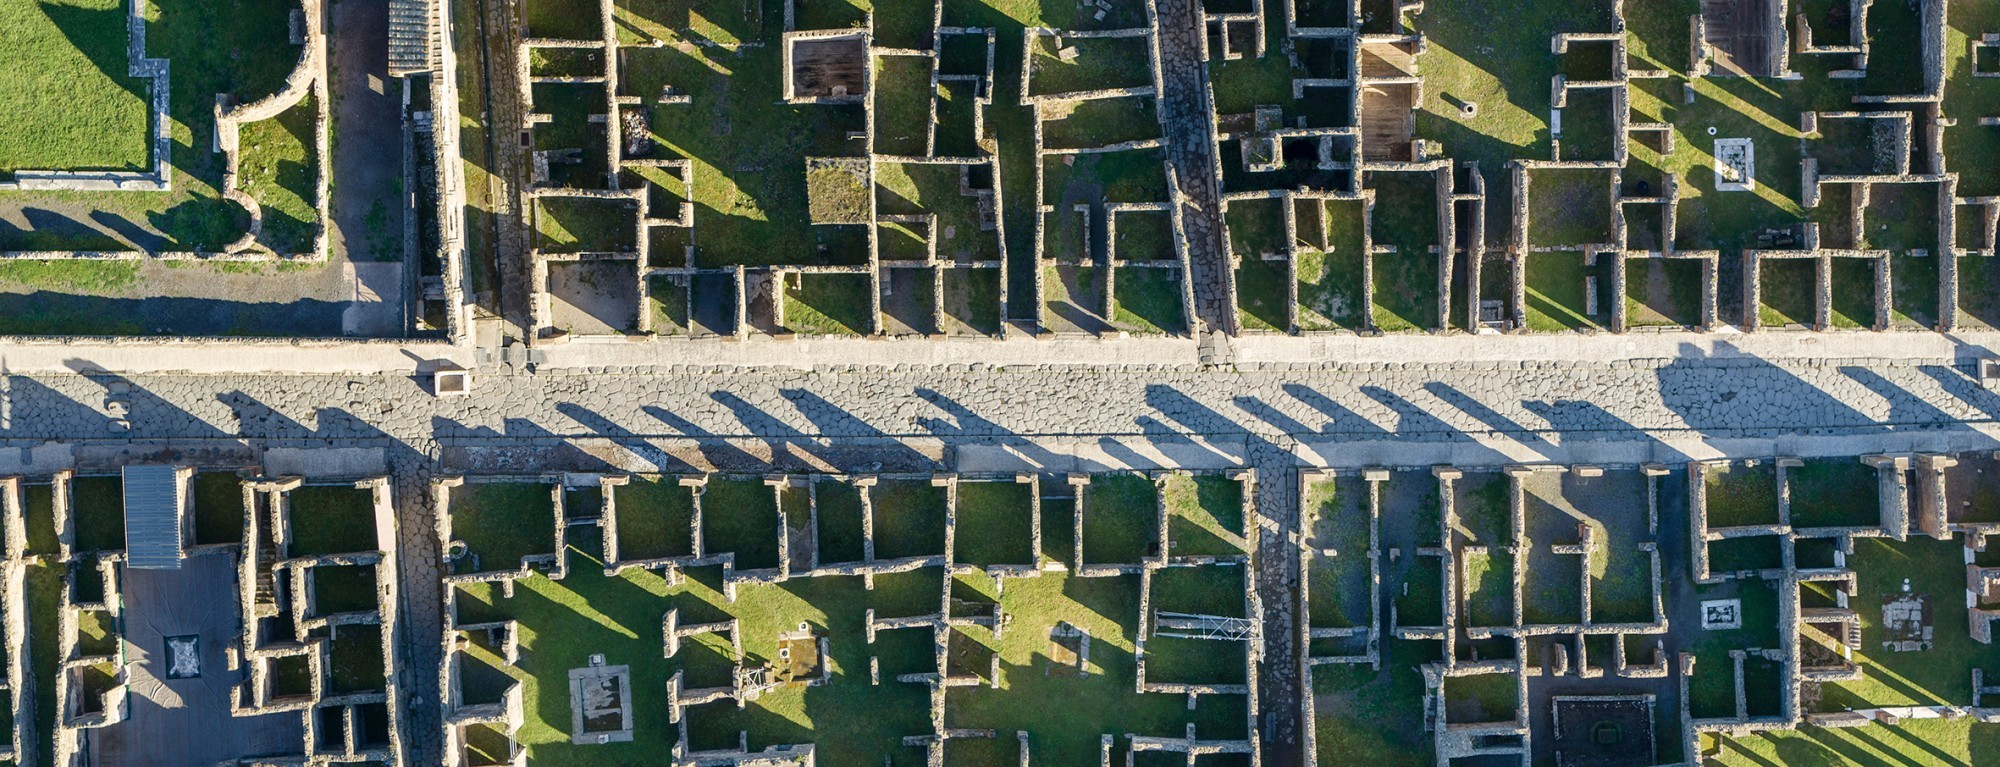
[1704,463,1779,528]
[952,480,1035,567]
[450,482,556,570]
[1162,474,1245,557]
[701,477,780,570]
[191,471,244,545]
[1443,672,1517,724]
[236,95,319,253]
[1082,474,1159,565]
[289,484,379,557]
[1786,459,1881,528]
[536,197,636,253]
[311,564,379,615]
[872,479,947,560]
[613,477,697,560]
[1111,266,1185,334]
[71,475,123,553]
[0,0,151,173]
[785,272,873,335]
[1525,250,1606,331]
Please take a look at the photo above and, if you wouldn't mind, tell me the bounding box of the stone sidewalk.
[2,326,1997,375]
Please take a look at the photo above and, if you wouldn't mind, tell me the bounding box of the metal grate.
[123,465,185,570]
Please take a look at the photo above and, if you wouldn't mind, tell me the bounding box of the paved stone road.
[1150,0,1237,335]
[7,355,2000,766]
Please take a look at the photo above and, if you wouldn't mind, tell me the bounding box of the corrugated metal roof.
[123,465,184,570]
[387,0,438,76]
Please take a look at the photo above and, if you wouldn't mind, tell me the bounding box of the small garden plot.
[1304,478,1372,630]
[1559,39,1617,81]
[1393,555,1446,626]
[873,56,935,156]
[806,158,872,225]
[1162,474,1246,557]
[236,97,321,253]
[1111,265,1186,334]
[1525,250,1608,331]
[71,476,125,554]
[525,0,604,39]
[878,220,930,261]
[450,483,556,570]
[624,164,689,222]
[311,564,379,616]
[1043,263,1110,333]
[648,226,692,269]
[1040,96,1160,150]
[529,47,604,78]
[1461,547,1515,627]
[876,161,1001,261]
[1757,257,1816,328]
[871,0,936,49]
[792,0,866,30]
[1451,473,1511,545]
[25,484,59,557]
[1113,209,1174,261]
[1145,634,1249,686]
[1813,117,1901,176]
[530,83,610,187]
[191,471,244,545]
[1046,148,1171,208]
[1082,474,1160,565]
[612,477,697,560]
[1520,488,1585,626]
[1827,257,1878,328]
[1209,47,1301,118]
[1528,169,1613,247]
[1296,200,1368,331]
[646,274,691,335]
[1707,535,1783,573]
[1624,257,1704,327]
[935,80,983,157]
[880,266,939,335]
[75,609,119,658]
[871,479,949,560]
[548,260,640,335]
[1228,196,1290,329]
[1556,88,1619,162]
[784,271,873,335]
[535,197,636,253]
[1310,649,1438,767]
[1704,462,1780,528]
[953,481,1035,567]
[1443,673,1518,724]
[1371,250,1439,332]
[942,266,1002,334]
[1026,33,1153,98]
[1368,173,1440,332]
[1864,183,1941,255]
[1958,253,2000,329]
[285,485,381,557]
[329,624,386,695]
[700,478,782,569]
[814,479,868,565]
[1236,256,1288,332]
[1891,252,1939,329]
[1786,459,1881,528]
